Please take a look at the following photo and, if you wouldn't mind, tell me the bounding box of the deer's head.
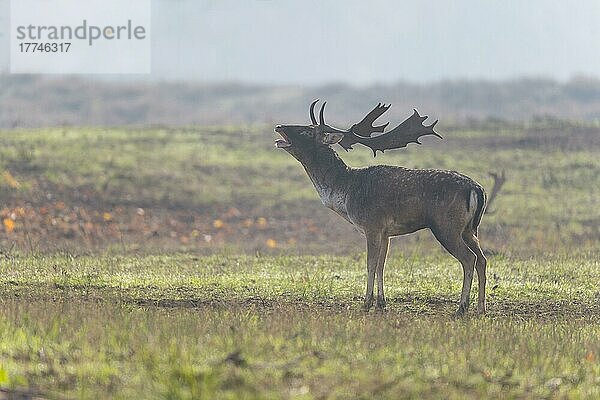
[275,100,441,158]
[274,100,345,160]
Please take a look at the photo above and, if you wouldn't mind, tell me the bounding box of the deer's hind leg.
[463,232,487,314]
[432,228,477,316]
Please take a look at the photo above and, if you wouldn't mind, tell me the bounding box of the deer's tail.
[469,185,487,234]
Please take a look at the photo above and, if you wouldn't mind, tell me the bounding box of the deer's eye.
[300,130,314,137]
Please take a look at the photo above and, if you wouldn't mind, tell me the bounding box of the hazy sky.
[1,0,600,84]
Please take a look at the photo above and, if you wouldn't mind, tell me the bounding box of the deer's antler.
[314,101,349,134]
[313,101,442,156]
[339,108,441,155]
[350,103,390,137]
[309,99,319,125]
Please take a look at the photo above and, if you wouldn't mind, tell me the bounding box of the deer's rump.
[345,166,484,236]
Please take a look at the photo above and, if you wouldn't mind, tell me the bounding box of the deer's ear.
[322,131,345,145]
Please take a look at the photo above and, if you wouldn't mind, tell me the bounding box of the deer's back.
[345,165,482,234]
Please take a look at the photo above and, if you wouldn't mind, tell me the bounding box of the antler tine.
[428,120,443,139]
[351,103,391,137]
[309,99,319,125]
[312,100,349,135]
[319,101,327,126]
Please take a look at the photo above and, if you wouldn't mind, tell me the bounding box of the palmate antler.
[311,100,442,157]
[350,103,390,137]
[340,107,441,156]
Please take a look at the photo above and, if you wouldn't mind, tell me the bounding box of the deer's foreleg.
[376,236,390,310]
[363,231,383,310]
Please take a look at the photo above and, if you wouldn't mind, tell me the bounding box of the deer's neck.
[299,146,351,214]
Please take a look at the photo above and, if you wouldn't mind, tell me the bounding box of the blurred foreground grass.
[0,253,599,398]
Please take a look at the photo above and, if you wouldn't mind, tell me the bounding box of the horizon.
[3,72,598,88]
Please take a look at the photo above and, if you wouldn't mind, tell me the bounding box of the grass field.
[1,122,599,254]
[1,253,599,398]
[0,123,599,398]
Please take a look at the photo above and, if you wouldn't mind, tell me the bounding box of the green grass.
[1,253,599,398]
[1,252,599,315]
[0,124,599,397]
[1,124,599,253]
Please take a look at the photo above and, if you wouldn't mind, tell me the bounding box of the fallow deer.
[275,100,488,316]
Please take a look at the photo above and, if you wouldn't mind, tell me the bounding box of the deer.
[274,100,488,316]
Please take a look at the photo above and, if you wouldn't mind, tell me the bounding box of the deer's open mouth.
[274,127,292,148]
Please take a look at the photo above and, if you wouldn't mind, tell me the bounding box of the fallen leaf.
[2,170,20,188]
[3,218,15,233]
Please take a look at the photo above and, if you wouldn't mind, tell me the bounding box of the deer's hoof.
[363,296,374,311]
[453,304,469,319]
[376,295,386,310]
[476,304,487,316]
